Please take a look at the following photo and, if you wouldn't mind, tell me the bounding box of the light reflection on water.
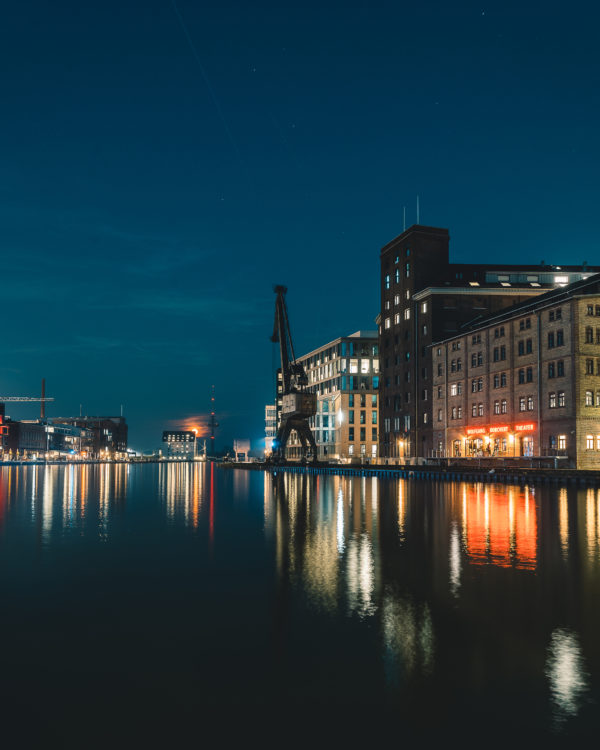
[0,463,598,739]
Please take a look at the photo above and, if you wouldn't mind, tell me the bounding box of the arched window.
[585,390,593,406]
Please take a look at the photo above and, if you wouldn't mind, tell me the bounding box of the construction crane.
[270,285,317,462]
[0,379,54,419]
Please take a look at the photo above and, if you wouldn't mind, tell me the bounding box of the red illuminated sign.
[466,427,487,436]
[515,423,535,432]
[489,425,510,434]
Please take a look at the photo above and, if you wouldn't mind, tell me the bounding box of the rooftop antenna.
[403,206,406,232]
[120,404,123,417]
[79,404,83,417]
[416,195,420,225]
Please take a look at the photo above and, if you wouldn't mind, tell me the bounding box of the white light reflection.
[449,522,461,597]
[546,628,588,720]
[336,487,345,554]
[346,533,375,618]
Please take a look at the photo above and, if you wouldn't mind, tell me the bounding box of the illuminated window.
[520,397,526,411]
[494,400,500,414]
[597,435,600,451]
[394,313,400,324]
[478,403,484,416]
[384,318,390,329]
[501,399,507,414]
[527,396,534,410]
[558,435,566,450]
[585,390,593,406]
[385,274,390,289]
[404,308,410,320]
[587,435,594,450]
[422,302,428,313]
[558,391,565,407]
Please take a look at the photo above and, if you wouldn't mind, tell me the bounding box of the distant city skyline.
[2,0,598,449]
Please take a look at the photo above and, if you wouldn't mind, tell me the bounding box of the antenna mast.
[209,385,218,453]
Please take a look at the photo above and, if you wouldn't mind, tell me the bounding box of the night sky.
[1,0,599,451]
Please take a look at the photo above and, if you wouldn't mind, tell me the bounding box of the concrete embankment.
[220,461,600,486]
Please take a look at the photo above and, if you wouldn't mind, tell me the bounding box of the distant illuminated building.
[162,430,196,458]
[265,404,276,455]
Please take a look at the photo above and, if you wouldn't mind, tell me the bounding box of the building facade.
[52,416,128,456]
[284,331,379,461]
[162,430,196,458]
[379,224,600,460]
[432,275,600,469]
[265,404,276,455]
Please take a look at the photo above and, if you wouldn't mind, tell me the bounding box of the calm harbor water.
[0,462,598,743]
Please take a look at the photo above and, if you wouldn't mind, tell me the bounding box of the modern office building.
[432,274,600,469]
[264,404,277,455]
[379,224,600,460]
[52,416,128,456]
[284,331,379,461]
[162,430,196,458]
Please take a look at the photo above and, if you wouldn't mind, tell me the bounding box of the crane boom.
[270,286,317,463]
[0,397,54,402]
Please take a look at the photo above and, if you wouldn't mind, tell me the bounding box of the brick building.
[432,274,600,469]
[379,224,600,460]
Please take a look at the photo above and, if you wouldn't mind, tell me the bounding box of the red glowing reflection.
[463,486,537,570]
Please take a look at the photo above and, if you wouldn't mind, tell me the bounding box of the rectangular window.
[587,359,594,375]
[558,435,566,450]
[478,403,484,416]
[501,372,507,387]
[519,397,526,411]
[438,409,443,422]
[587,435,594,450]
[404,308,410,320]
[558,391,565,407]
[472,403,477,417]
[527,396,534,411]
[526,339,533,354]
[360,428,366,442]
[493,374,500,388]
[494,400,500,414]
[526,368,533,382]
[372,428,377,441]
[501,399,507,414]
[349,410,354,424]
[422,302,428,313]
[557,330,564,346]
[548,362,555,378]
[548,333,554,349]
[549,393,556,408]
[349,428,354,441]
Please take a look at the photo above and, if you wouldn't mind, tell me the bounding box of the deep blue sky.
[1,0,599,450]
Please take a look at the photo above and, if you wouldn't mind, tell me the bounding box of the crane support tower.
[270,285,317,462]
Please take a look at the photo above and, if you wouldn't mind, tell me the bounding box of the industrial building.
[379,224,600,460]
[284,331,379,461]
[432,274,600,469]
[162,430,196,458]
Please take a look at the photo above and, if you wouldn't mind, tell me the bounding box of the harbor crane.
[0,379,54,419]
[270,285,317,462]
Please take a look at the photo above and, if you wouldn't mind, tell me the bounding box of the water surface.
[0,463,598,743]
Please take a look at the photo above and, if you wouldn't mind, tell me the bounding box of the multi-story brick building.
[284,331,379,461]
[379,224,600,460]
[432,274,600,469]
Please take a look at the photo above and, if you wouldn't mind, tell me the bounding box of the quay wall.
[221,461,600,487]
